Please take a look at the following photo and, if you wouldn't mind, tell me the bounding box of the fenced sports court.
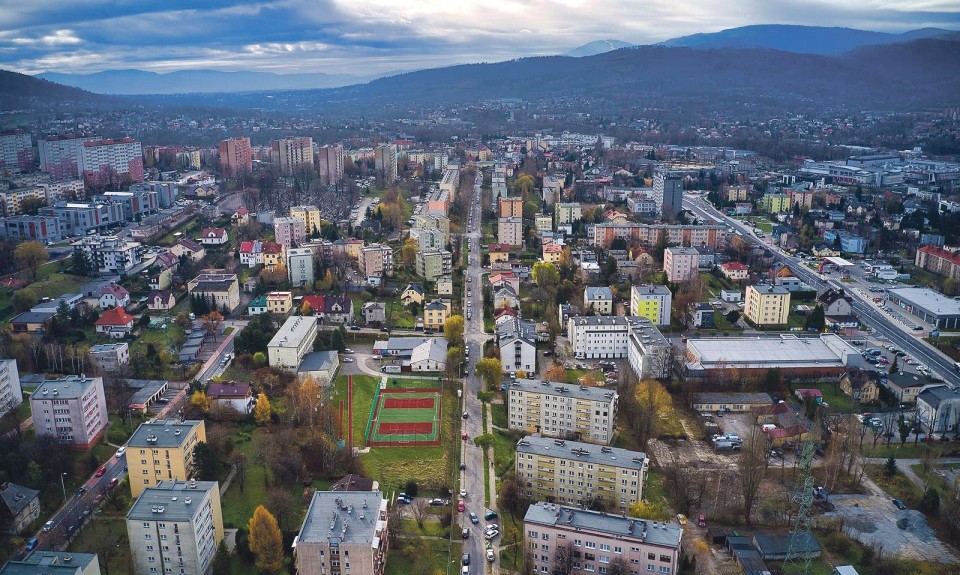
[365,386,442,447]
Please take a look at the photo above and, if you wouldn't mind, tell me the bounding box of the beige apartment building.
[271,136,314,175]
[524,503,682,575]
[187,273,240,313]
[274,216,306,247]
[498,216,523,247]
[290,205,324,236]
[126,480,224,575]
[515,435,648,510]
[499,197,523,218]
[126,420,207,497]
[360,244,394,281]
[294,490,389,575]
[507,379,618,445]
[744,284,791,326]
[423,299,451,331]
[663,246,699,283]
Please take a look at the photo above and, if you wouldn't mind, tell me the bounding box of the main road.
[683,194,960,389]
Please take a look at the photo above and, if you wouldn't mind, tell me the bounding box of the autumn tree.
[444,315,465,347]
[12,288,38,312]
[287,376,322,427]
[532,261,560,289]
[475,357,503,390]
[544,364,567,382]
[202,311,224,342]
[400,237,419,267]
[300,300,314,316]
[190,390,212,415]
[14,241,48,281]
[248,505,284,571]
[632,379,672,445]
[254,393,272,426]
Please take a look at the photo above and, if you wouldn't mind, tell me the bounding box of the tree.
[212,540,231,575]
[531,261,560,288]
[411,498,429,529]
[300,300,313,316]
[190,390,212,415]
[252,352,267,368]
[400,237,419,267]
[71,249,92,276]
[475,357,502,390]
[12,288,38,312]
[725,310,741,324]
[498,476,527,517]
[254,393,272,426]
[627,500,672,522]
[552,542,575,575]
[287,376,322,427]
[804,304,825,331]
[889,355,899,375]
[14,241,47,281]
[738,427,768,524]
[202,311,224,342]
[544,364,567,382]
[404,480,419,498]
[444,315,465,347]
[884,455,898,477]
[632,379,672,445]
[248,505,284,572]
[193,442,220,481]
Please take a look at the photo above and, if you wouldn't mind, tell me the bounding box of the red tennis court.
[377,421,435,435]
[384,397,436,409]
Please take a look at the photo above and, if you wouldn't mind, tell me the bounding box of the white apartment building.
[274,216,306,248]
[294,490,389,575]
[29,375,108,450]
[439,167,460,195]
[555,203,582,225]
[45,200,126,235]
[663,246,699,283]
[126,480,224,575]
[524,503,682,575]
[626,317,673,380]
[317,144,344,186]
[271,137,314,175]
[0,359,23,421]
[498,316,537,374]
[79,138,144,185]
[630,284,672,326]
[374,144,398,183]
[72,234,144,274]
[40,134,98,179]
[0,131,33,174]
[507,378,618,445]
[409,226,445,251]
[516,435,648,510]
[413,213,450,243]
[268,316,319,371]
[498,216,523,246]
[567,316,644,359]
[287,247,315,287]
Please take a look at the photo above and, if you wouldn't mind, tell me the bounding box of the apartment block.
[274,216,306,247]
[40,134,99,179]
[271,137,314,175]
[423,299,451,331]
[499,197,524,218]
[374,144,398,183]
[126,480,223,575]
[316,144,344,186]
[626,317,673,380]
[80,138,144,187]
[0,130,33,174]
[288,247,315,287]
[663,246,699,282]
[218,136,252,178]
[524,503,681,575]
[498,216,523,246]
[187,273,240,313]
[567,316,644,359]
[439,167,460,196]
[44,200,126,235]
[268,316,319,371]
[29,375,108,450]
[0,359,23,421]
[555,203,582,225]
[0,214,61,243]
[88,343,130,373]
[294,490,389,575]
[129,181,178,208]
[412,213,450,243]
[416,249,452,282]
[290,205,324,236]
[653,172,683,222]
[0,186,46,217]
[97,189,160,220]
[360,244,395,281]
[590,223,725,249]
[409,226,445,251]
[126,420,207,497]
[515,435,648,509]
[630,284,672,326]
[744,284,791,326]
[507,379,618,445]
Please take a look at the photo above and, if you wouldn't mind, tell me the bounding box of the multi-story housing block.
[88,343,130,373]
[524,503,681,575]
[290,205,323,236]
[79,138,144,188]
[663,246,699,282]
[271,137,314,175]
[567,316,646,359]
[360,244,394,282]
[274,216,306,247]
[29,375,108,450]
[0,551,101,573]
[72,234,144,274]
[409,226,446,251]
[555,202,582,225]
[40,134,100,179]
[268,316,319,371]
[653,172,683,222]
[630,284,672,326]
[583,286,613,315]
[439,167,459,196]
[744,284,791,326]
[507,378,618,444]
[126,480,223,575]
[126,420,207,497]
[413,213,450,243]
[0,130,34,174]
[96,189,159,220]
[0,214,61,243]
[218,136,253,178]
[516,435,648,509]
[590,223,725,249]
[129,181,178,208]
[498,316,537,374]
[374,144,398,183]
[915,245,960,281]
[287,247,315,287]
[316,144,344,186]
[187,273,240,313]
[44,200,126,235]
[0,359,23,421]
[294,490,389,575]
[498,216,523,246]
[0,186,47,217]
[626,317,673,379]
[499,197,524,218]
[416,249,452,282]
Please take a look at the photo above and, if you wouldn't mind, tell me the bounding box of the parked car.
[115,446,126,458]
[43,521,54,532]
[462,528,469,539]
[343,358,354,363]
[25,537,37,551]
[462,553,471,566]
[487,549,496,562]
[457,500,465,512]
[470,512,479,524]
[676,514,687,526]
[893,498,907,510]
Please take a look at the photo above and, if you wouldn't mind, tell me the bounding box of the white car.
[460,489,467,498]
[115,446,126,458]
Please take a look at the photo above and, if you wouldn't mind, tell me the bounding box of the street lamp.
[60,473,67,505]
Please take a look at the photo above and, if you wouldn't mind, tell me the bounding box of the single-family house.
[839,369,881,404]
[423,299,451,331]
[322,295,354,323]
[171,238,206,262]
[362,302,386,324]
[146,290,176,312]
[98,282,130,309]
[584,286,613,315]
[489,271,520,294]
[488,243,512,264]
[231,208,250,226]
[266,291,293,315]
[494,285,520,310]
[198,227,228,246]
[239,240,262,268]
[207,382,254,414]
[260,241,285,271]
[9,311,53,334]
[436,276,453,295]
[94,307,135,339]
[247,295,268,316]
[691,302,715,328]
[817,288,857,329]
[542,244,563,264]
[300,295,325,315]
[720,262,750,281]
[401,283,425,306]
[795,389,823,403]
[0,482,41,535]
[883,372,934,405]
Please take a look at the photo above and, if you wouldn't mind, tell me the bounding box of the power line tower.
[782,441,816,575]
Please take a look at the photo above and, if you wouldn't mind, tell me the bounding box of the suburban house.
[883,371,935,405]
[494,285,520,310]
[206,382,254,414]
[187,273,240,313]
[247,295,268,316]
[94,307,135,338]
[300,295,325,315]
[198,227,228,245]
[423,299,452,331]
[266,291,293,315]
[400,283,424,306]
[489,271,520,293]
[231,208,250,225]
[260,241,286,271]
[542,243,563,263]
[9,312,53,334]
[362,301,386,324]
[171,238,206,261]
[322,295,354,323]
[691,302,715,328]
[149,265,174,291]
[436,276,453,295]
[817,288,858,329]
[0,482,41,535]
[98,282,131,309]
[720,262,750,281]
[488,243,512,263]
[239,240,262,267]
[839,369,881,404]
[146,290,176,312]
[584,286,614,315]
[917,386,960,435]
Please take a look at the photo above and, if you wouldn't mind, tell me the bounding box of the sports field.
[367,388,442,446]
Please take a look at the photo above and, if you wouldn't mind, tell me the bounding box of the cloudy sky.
[1,0,958,76]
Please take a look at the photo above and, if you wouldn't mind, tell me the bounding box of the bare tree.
[411,498,429,529]
[552,542,575,575]
[738,426,768,524]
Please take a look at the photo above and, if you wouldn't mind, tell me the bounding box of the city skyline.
[0,0,958,76]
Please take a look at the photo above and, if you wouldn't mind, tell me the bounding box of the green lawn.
[331,374,380,448]
[864,464,923,507]
[490,402,507,429]
[384,538,462,575]
[565,369,606,385]
[788,382,854,413]
[130,322,186,357]
[68,516,133,575]
[0,266,89,323]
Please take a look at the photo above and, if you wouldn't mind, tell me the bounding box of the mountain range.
[0,69,109,108]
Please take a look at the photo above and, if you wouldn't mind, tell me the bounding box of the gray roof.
[884,372,932,391]
[509,378,618,404]
[30,376,102,401]
[268,316,318,349]
[753,532,821,555]
[128,420,203,448]
[692,393,773,406]
[10,311,55,324]
[516,435,646,470]
[666,246,699,255]
[685,334,856,370]
[632,284,671,296]
[298,351,339,373]
[568,315,641,328]
[750,284,790,295]
[377,337,438,354]
[917,385,960,409]
[298,491,386,545]
[90,343,127,353]
[584,286,613,300]
[0,482,39,515]
[410,338,448,365]
[127,480,218,522]
[0,552,98,575]
[127,380,168,406]
[627,317,670,347]
[524,502,681,550]
[887,287,960,318]
[497,316,536,345]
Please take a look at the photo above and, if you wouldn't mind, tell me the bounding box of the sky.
[0,0,958,77]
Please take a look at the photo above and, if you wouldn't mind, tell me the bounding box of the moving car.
[115,446,126,458]
[25,537,37,551]
[95,466,107,477]
[893,498,907,510]
[469,512,479,524]
[43,521,54,532]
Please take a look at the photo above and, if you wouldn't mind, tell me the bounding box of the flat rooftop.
[509,378,618,403]
[516,435,646,470]
[30,376,101,401]
[127,480,217,522]
[887,287,960,317]
[0,551,98,575]
[298,491,386,545]
[685,334,859,370]
[128,420,203,448]
[525,502,681,549]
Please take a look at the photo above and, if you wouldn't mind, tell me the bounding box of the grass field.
[68,516,133,574]
[0,264,89,323]
[788,382,854,413]
[384,537,462,575]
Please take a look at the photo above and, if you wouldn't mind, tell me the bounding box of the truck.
[382,365,402,374]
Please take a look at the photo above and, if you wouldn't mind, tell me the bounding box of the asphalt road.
[683,195,960,389]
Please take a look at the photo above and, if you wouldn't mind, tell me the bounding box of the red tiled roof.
[301,295,325,310]
[261,241,283,255]
[239,241,255,254]
[918,245,960,265]
[95,307,134,326]
[488,243,512,253]
[201,227,226,238]
[721,262,749,271]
